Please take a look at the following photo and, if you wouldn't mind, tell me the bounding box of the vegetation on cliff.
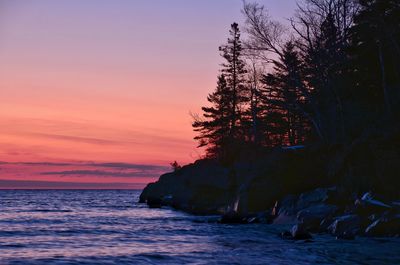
[141,0,400,238]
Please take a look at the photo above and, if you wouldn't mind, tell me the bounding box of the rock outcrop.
[140,159,231,214]
[140,131,400,239]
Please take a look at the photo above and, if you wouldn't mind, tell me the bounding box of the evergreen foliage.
[193,0,400,161]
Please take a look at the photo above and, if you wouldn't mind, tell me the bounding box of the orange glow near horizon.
[0,0,297,188]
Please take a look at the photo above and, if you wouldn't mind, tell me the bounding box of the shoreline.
[139,131,400,240]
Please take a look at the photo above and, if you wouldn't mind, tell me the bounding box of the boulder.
[252,211,274,224]
[296,188,334,209]
[219,211,247,224]
[291,223,313,240]
[147,198,162,208]
[365,215,400,237]
[273,195,298,224]
[327,214,361,238]
[139,159,231,214]
[392,201,400,208]
[355,192,392,216]
[319,217,335,232]
[273,188,337,225]
[218,210,264,224]
[297,204,338,232]
[280,223,313,240]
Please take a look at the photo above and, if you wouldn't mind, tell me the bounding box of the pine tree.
[261,41,309,146]
[219,23,247,140]
[242,61,264,145]
[193,23,248,160]
[192,75,231,158]
[303,13,347,144]
[349,0,400,120]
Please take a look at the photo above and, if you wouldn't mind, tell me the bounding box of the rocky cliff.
[140,129,400,238]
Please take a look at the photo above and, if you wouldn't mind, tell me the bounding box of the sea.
[1,190,400,265]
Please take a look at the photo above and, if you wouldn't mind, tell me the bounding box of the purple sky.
[0,0,298,188]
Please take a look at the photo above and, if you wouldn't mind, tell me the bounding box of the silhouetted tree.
[242,2,286,60]
[242,59,264,145]
[194,0,399,162]
[193,23,248,160]
[349,0,400,121]
[170,161,182,172]
[262,41,309,146]
[289,0,359,144]
[192,74,231,158]
[219,22,248,141]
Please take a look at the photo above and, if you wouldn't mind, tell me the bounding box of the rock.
[255,211,274,224]
[319,217,334,232]
[244,178,281,214]
[365,215,400,237]
[218,211,264,224]
[327,214,361,238]
[280,230,293,240]
[273,195,298,224]
[219,211,247,224]
[140,147,331,217]
[147,198,162,208]
[271,200,279,217]
[280,224,312,240]
[274,188,337,225]
[139,159,231,214]
[296,188,334,209]
[392,201,400,207]
[247,216,259,224]
[291,223,313,240]
[355,192,392,216]
[297,204,338,232]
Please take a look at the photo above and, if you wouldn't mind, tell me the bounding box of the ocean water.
[1,190,400,265]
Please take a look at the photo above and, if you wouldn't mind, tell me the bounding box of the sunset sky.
[0,0,296,188]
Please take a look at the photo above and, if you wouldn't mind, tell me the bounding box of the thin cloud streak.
[0,160,170,188]
[41,169,162,178]
[2,161,169,170]
[0,179,144,189]
[25,132,124,146]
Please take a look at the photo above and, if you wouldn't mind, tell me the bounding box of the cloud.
[17,162,75,166]
[3,161,169,171]
[0,161,171,180]
[27,132,123,145]
[40,169,160,178]
[89,162,169,171]
[0,179,145,189]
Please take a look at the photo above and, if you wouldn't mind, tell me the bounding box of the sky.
[0,0,297,189]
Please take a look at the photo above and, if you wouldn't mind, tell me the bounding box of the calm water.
[1,190,400,265]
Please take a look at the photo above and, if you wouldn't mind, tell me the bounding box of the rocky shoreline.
[140,181,400,240]
[140,132,400,240]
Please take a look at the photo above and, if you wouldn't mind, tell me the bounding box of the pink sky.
[0,0,297,188]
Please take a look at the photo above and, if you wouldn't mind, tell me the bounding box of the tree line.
[193,0,400,163]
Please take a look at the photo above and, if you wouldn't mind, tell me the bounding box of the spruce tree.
[303,13,347,144]
[219,23,247,140]
[242,62,264,145]
[350,0,400,120]
[192,75,231,158]
[193,23,248,160]
[261,41,309,146]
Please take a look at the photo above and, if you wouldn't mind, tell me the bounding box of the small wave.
[0,243,26,248]
[31,209,73,213]
[135,253,172,260]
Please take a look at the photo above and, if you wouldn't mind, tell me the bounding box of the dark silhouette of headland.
[141,0,400,240]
